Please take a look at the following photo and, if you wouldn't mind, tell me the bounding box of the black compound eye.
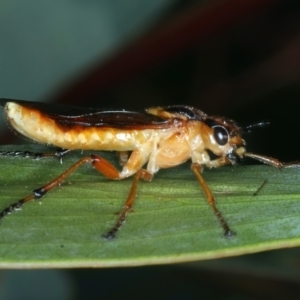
[213,126,229,146]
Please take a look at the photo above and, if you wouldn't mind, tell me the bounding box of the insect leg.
[191,163,235,237]
[244,152,300,168]
[0,154,121,221]
[116,151,130,166]
[0,148,72,162]
[102,169,153,240]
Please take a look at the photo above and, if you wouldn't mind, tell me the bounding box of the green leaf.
[0,145,300,268]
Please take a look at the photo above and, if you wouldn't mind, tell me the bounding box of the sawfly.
[0,99,298,239]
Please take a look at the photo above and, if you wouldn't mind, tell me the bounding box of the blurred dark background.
[1,0,300,299]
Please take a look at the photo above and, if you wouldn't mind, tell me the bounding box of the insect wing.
[0,99,173,129]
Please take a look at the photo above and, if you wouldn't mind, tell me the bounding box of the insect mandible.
[0,99,298,239]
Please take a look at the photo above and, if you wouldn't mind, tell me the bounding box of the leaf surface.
[0,146,300,268]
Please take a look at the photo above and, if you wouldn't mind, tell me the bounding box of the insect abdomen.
[4,102,159,150]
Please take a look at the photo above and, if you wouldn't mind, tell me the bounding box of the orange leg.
[191,163,235,237]
[0,154,153,238]
[103,169,153,240]
[0,155,120,218]
[0,154,137,229]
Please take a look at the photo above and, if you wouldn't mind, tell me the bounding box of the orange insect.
[0,99,297,239]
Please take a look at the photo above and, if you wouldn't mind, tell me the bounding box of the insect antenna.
[242,121,270,134]
[242,121,271,133]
